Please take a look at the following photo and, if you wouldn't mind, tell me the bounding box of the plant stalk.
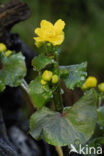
[55,146,63,156]
[98,96,102,108]
[53,85,63,112]
[53,52,69,156]
[53,52,64,113]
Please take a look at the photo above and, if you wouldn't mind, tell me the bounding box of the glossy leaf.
[30,89,97,146]
[60,62,87,89]
[0,53,26,87]
[32,53,54,71]
[29,76,52,109]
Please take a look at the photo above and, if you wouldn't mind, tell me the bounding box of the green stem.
[55,146,63,156]
[98,96,102,108]
[53,52,64,113]
[53,85,63,112]
[52,51,69,156]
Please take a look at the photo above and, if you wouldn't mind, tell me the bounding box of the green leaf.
[30,89,97,146]
[29,76,52,109]
[32,53,54,71]
[0,80,5,92]
[0,53,26,87]
[60,62,87,90]
[97,106,104,121]
[89,137,104,147]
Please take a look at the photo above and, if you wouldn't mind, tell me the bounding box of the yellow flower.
[34,19,65,47]
[98,83,104,92]
[0,43,7,52]
[82,76,97,90]
[42,70,53,81]
[52,75,59,84]
[40,79,47,85]
[5,50,12,57]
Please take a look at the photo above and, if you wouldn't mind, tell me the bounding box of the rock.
[8,126,41,156]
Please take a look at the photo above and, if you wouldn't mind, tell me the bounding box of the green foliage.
[89,137,104,149]
[30,89,97,146]
[0,53,26,90]
[29,76,53,109]
[84,105,104,154]
[32,53,54,71]
[97,106,104,121]
[29,60,88,109]
[60,62,87,89]
[29,20,98,149]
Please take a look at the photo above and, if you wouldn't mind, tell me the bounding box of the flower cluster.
[34,19,65,47]
[82,76,97,90]
[98,83,104,92]
[0,43,12,57]
[40,70,59,86]
[82,76,104,93]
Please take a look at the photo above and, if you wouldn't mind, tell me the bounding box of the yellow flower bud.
[81,83,88,90]
[40,79,47,85]
[52,75,59,84]
[47,43,51,47]
[0,43,7,52]
[5,50,12,57]
[42,70,53,81]
[98,83,104,92]
[82,76,97,89]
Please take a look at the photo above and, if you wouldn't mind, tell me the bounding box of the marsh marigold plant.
[28,19,104,156]
[34,19,65,47]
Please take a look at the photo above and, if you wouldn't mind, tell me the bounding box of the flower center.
[47,30,56,38]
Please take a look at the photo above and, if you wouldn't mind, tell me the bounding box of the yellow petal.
[33,37,44,42]
[34,28,41,36]
[49,32,65,45]
[54,19,65,34]
[33,37,44,47]
[35,41,41,48]
[40,20,53,30]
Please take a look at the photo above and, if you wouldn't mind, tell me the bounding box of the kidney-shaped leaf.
[60,62,87,90]
[29,76,52,109]
[30,89,97,146]
[32,53,54,71]
[0,53,26,87]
